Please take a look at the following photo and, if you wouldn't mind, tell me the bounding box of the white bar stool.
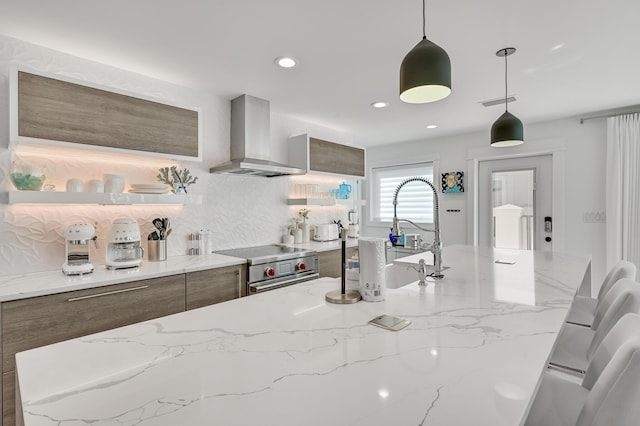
[549,280,640,374]
[566,260,636,327]
[525,313,640,426]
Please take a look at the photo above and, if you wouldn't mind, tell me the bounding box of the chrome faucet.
[392,177,444,280]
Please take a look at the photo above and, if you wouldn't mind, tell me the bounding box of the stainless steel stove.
[215,245,319,294]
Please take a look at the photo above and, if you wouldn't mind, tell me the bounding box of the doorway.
[478,155,553,251]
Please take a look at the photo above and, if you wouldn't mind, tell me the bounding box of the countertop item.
[15,245,591,426]
[0,253,246,303]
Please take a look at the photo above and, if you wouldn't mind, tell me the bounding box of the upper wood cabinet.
[10,66,202,161]
[288,134,365,178]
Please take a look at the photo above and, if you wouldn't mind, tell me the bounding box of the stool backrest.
[597,260,637,301]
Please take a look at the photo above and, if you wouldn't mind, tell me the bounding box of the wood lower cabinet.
[1,373,14,426]
[1,274,185,426]
[186,264,246,310]
[318,247,358,278]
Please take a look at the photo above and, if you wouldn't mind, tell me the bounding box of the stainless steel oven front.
[215,245,319,294]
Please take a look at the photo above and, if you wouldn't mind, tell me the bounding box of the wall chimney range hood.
[209,95,306,177]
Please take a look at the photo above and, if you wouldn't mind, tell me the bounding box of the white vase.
[299,223,310,243]
[293,228,303,244]
[282,234,294,245]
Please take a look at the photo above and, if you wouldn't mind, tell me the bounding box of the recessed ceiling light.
[274,56,297,68]
[426,124,437,129]
[371,101,388,108]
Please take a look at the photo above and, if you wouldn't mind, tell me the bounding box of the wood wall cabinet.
[1,274,185,426]
[288,134,365,178]
[186,264,246,310]
[317,247,358,278]
[12,67,201,161]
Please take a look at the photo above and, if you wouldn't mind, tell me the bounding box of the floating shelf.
[6,191,202,205]
[287,198,366,207]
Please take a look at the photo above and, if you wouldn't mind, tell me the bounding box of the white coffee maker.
[106,218,143,269]
[62,224,97,275]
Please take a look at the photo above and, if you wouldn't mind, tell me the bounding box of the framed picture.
[442,171,464,193]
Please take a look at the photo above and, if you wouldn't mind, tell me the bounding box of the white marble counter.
[16,245,591,426]
[0,253,245,302]
[280,238,359,252]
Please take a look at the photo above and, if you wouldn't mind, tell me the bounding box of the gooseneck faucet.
[392,177,444,279]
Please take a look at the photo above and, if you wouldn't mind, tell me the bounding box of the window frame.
[366,159,440,230]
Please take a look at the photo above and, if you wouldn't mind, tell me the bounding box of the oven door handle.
[250,273,319,293]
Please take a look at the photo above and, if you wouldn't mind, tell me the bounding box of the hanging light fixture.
[399,0,451,104]
[491,47,524,147]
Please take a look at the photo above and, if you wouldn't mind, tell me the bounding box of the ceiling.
[1,0,639,147]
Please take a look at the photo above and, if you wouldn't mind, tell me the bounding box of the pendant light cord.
[504,49,509,112]
[422,0,426,39]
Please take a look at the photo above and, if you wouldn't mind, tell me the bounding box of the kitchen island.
[15,245,590,426]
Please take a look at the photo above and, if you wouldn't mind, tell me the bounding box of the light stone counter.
[16,245,591,426]
[0,253,245,302]
[279,238,359,252]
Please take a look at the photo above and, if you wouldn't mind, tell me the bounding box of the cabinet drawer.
[186,265,246,310]
[1,274,185,373]
[318,247,358,278]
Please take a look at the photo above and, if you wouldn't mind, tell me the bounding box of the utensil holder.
[148,240,167,262]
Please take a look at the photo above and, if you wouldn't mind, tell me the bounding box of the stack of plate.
[128,183,170,194]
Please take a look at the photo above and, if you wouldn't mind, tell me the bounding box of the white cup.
[66,178,84,192]
[103,174,124,194]
[86,179,104,193]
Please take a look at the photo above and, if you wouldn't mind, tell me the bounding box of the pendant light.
[399,0,451,104]
[491,47,524,147]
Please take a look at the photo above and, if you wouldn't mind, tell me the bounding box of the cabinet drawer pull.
[67,285,149,302]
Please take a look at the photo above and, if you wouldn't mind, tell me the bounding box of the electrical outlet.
[582,211,606,223]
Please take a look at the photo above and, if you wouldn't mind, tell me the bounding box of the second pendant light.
[491,47,524,147]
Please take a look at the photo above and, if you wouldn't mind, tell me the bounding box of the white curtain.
[606,113,640,271]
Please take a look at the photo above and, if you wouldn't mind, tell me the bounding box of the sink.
[384,263,450,289]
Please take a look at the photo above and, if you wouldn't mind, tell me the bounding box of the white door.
[478,155,553,251]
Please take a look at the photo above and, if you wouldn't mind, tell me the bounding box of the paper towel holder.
[326,229,362,304]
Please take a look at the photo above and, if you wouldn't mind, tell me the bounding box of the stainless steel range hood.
[209,95,306,177]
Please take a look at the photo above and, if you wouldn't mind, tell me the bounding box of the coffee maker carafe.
[62,224,97,275]
[106,218,143,270]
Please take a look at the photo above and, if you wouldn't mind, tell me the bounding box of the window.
[370,162,434,223]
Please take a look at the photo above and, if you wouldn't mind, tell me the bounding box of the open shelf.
[287,198,366,207]
[6,191,202,205]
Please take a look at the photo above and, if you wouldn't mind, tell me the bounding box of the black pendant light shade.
[491,47,523,147]
[400,37,451,103]
[491,111,524,147]
[399,0,451,104]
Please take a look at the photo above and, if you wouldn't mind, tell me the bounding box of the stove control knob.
[265,267,276,277]
[297,262,307,271]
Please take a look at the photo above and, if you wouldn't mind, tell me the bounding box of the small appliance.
[347,209,359,239]
[314,223,340,242]
[106,218,143,270]
[62,224,97,275]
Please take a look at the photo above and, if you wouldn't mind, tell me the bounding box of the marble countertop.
[279,238,359,252]
[0,253,245,302]
[16,245,591,426]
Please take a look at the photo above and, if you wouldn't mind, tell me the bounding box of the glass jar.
[10,160,46,191]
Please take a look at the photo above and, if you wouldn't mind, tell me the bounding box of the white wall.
[364,117,608,289]
[0,34,352,276]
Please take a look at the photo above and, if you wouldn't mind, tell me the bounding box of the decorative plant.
[157,166,198,194]
[298,208,310,223]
